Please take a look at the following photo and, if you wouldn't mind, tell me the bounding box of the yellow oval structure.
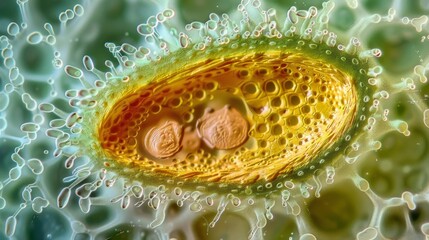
[98,50,358,185]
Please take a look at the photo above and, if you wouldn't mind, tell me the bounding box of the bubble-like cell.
[380,206,406,239]
[306,180,373,239]
[18,44,54,74]
[361,167,396,198]
[392,96,418,121]
[404,167,429,193]
[28,142,51,161]
[82,206,113,228]
[74,233,91,240]
[362,0,393,13]
[34,0,77,24]
[359,124,429,197]
[409,202,429,232]
[0,138,18,177]
[177,0,241,22]
[193,212,251,240]
[25,208,72,240]
[41,157,74,201]
[23,80,51,100]
[265,0,324,10]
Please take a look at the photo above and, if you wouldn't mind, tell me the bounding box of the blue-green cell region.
[381,203,429,239]
[379,127,427,165]
[393,96,419,121]
[18,44,55,74]
[193,212,250,240]
[0,138,18,178]
[83,205,113,228]
[177,0,241,22]
[23,81,51,100]
[362,0,393,14]
[368,25,429,74]
[24,208,72,240]
[330,6,356,31]
[0,1,20,35]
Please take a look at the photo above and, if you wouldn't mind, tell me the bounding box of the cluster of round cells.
[99,51,357,184]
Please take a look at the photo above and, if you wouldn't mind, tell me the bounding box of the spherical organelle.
[144,119,183,158]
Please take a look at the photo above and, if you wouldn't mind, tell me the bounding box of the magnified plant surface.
[1,0,429,239]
